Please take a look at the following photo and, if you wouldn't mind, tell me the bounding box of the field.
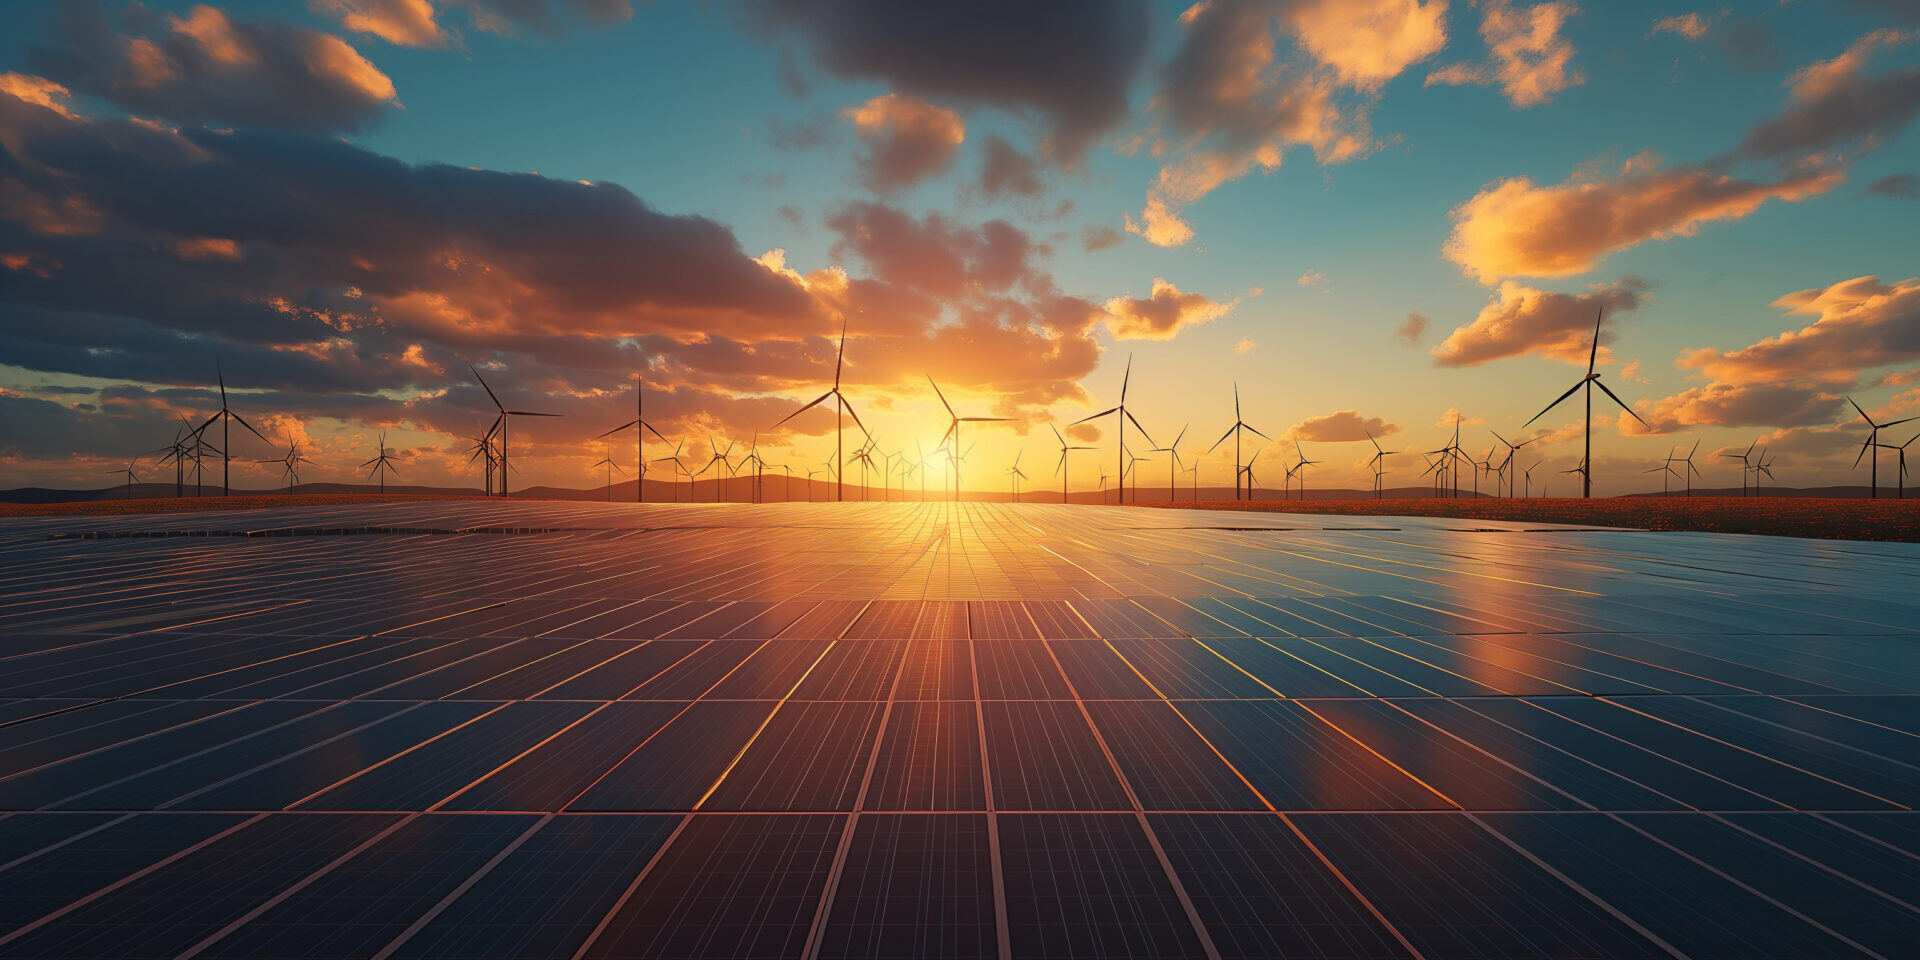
[1146,495,1920,541]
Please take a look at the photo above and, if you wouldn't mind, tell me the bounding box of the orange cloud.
[1679,275,1920,386]
[1431,277,1646,367]
[1102,278,1237,340]
[1289,0,1450,90]
[1137,0,1380,246]
[0,73,76,119]
[1739,28,1920,161]
[314,0,445,48]
[1445,154,1842,283]
[1285,409,1401,442]
[172,237,242,261]
[1426,0,1583,108]
[1649,12,1712,41]
[843,93,966,194]
[33,3,400,133]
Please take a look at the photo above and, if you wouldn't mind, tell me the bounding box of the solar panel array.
[1,500,1917,959]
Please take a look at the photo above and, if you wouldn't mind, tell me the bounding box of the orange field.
[0,493,496,518]
[1142,496,1920,542]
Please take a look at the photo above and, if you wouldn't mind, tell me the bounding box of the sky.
[2,0,1918,497]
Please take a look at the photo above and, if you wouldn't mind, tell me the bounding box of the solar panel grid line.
[1700,812,1920,915]
[0,811,269,952]
[167,811,425,959]
[0,810,136,874]
[1034,634,1226,960]
[365,812,557,960]
[1461,812,1692,960]
[795,621,911,960]
[1591,696,1913,810]
[968,620,1015,960]
[1578,812,1897,958]
[56,699,414,811]
[279,701,514,810]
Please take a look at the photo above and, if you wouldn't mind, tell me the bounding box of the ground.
[1,501,1915,959]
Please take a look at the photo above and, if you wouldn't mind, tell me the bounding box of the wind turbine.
[804,465,826,502]
[590,443,626,501]
[1722,439,1757,497]
[470,365,560,497]
[106,457,140,499]
[1885,434,1916,498]
[1646,448,1680,496]
[772,320,868,502]
[1847,397,1917,499]
[1675,438,1702,497]
[1521,309,1650,497]
[195,362,270,496]
[847,439,878,501]
[1366,431,1399,499]
[1522,461,1539,498]
[696,436,736,502]
[653,439,689,502]
[1753,448,1776,495]
[1051,424,1096,504]
[1074,355,1153,504]
[927,375,1016,502]
[594,377,667,503]
[1287,441,1319,500]
[1152,424,1188,503]
[1123,446,1151,504]
[152,417,197,498]
[1097,468,1110,504]
[361,431,405,492]
[1490,430,1536,497]
[463,424,498,494]
[1207,383,1268,501]
[1007,450,1029,502]
[258,434,314,493]
[1242,448,1265,499]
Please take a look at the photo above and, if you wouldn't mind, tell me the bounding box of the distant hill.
[7,477,1908,505]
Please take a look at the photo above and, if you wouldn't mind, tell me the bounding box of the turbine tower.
[594,376,667,503]
[772,320,867,502]
[1207,383,1268,501]
[1847,396,1917,499]
[194,362,270,496]
[1521,310,1650,497]
[928,375,1016,502]
[1074,356,1154,505]
[470,365,560,497]
[1051,424,1096,504]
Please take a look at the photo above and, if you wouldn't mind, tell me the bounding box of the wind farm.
[4,3,1919,958]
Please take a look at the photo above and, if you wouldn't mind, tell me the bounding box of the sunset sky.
[3,0,1918,495]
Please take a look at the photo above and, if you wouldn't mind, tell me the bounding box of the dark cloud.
[444,0,635,36]
[1396,312,1430,344]
[1738,29,1920,161]
[977,135,1044,200]
[736,0,1150,161]
[843,93,966,194]
[1080,223,1122,252]
[1869,172,1920,197]
[826,202,1041,297]
[30,0,400,134]
[0,83,1117,484]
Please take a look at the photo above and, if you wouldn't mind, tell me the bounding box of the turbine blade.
[926,375,955,417]
[770,391,833,429]
[470,366,504,411]
[1072,407,1119,426]
[1593,379,1649,427]
[1522,379,1584,427]
[593,419,640,440]
[1587,307,1602,375]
